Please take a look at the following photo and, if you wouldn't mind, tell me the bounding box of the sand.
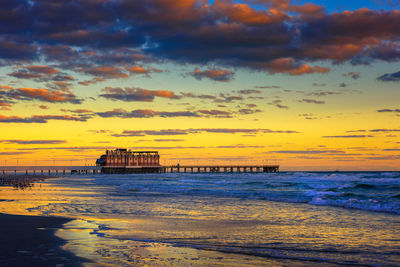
[0,213,89,266]
[0,175,89,266]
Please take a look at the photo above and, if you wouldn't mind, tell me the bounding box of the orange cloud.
[25,65,59,74]
[190,67,235,81]
[260,58,330,75]
[79,66,128,79]
[213,1,288,25]
[124,66,163,76]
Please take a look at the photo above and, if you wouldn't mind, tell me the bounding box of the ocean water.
[1,171,400,266]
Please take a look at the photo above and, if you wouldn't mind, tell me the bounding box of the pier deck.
[1,165,279,175]
[102,165,279,174]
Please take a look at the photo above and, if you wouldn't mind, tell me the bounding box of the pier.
[101,164,279,174]
[0,165,279,175]
[159,165,279,173]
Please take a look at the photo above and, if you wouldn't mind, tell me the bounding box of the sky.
[0,0,399,170]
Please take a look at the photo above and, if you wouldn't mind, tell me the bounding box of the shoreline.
[0,213,90,266]
[0,175,89,266]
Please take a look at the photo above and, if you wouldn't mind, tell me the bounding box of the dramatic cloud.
[99,87,181,102]
[189,68,235,82]
[0,139,67,144]
[0,1,399,74]
[377,71,400,82]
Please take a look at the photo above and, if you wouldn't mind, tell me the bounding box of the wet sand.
[0,174,55,190]
[0,175,89,266]
[0,213,89,266]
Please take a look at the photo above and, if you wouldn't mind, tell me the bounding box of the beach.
[0,172,399,266]
[0,213,88,266]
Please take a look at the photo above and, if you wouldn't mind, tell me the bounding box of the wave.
[107,172,400,215]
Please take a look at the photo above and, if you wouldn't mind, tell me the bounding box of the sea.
[1,171,400,266]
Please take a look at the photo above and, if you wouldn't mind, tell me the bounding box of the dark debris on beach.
[0,175,56,190]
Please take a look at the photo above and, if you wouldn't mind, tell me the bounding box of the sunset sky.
[0,0,399,170]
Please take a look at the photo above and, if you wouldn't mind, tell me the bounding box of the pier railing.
[160,165,279,173]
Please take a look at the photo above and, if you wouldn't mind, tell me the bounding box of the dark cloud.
[197,109,232,118]
[189,68,235,82]
[0,86,82,104]
[237,108,262,114]
[78,77,105,86]
[269,150,346,154]
[237,89,261,94]
[215,145,264,148]
[254,86,281,89]
[113,128,299,137]
[153,139,185,142]
[78,66,128,79]
[344,72,360,79]
[60,109,93,114]
[377,71,400,82]
[269,99,288,109]
[180,92,216,100]
[299,99,325,104]
[96,108,199,118]
[7,65,74,83]
[347,128,400,133]
[0,1,399,76]
[322,135,374,138]
[0,139,67,144]
[0,114,87,123]
[312,82,326,87]
[377,108,400,113]
[99,87,181,102]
